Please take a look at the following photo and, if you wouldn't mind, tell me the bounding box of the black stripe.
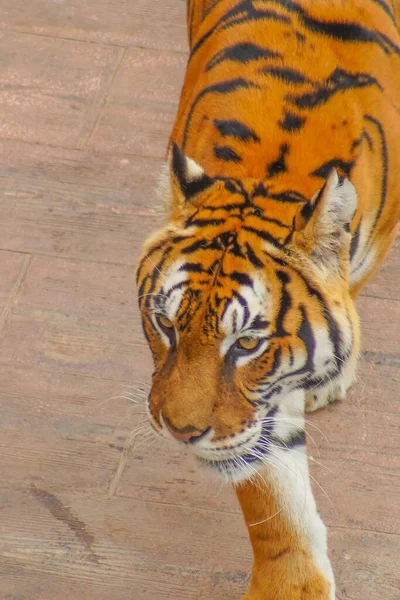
[184,176,215,199]
[229,271,254,287]
[297,305,316,371]
[260,66,310,85]
[182,78,260,150]
[187,217,226,227]
[206,42,282,71]
[181,238,210,254]
[272,429,306,449]
[369,0,396,24]
[165,280,188,297]
[267,143,289,178]
[269,190,308,203]
[214,119,260,142]
[303,19,399,55]
[201,203,244,215]
[255,214,292,230]
[265,347,282,377]
[302,370,342,391]
[252,182,269,197]
[360,128,374,151]
[179,262,208,274]
[269,0,400,55]
[220,6,291,31]
[287,68,381,110]
[261,385,283,403]
[288,344,294,367]
[363,114,388,238]
[250,315,270,330]
[279,111,306,132]
[223,178,250,201]
[202,202,244,212]
[171,235,191,245]
[214,145,242,163]
[311,158,355,179]
[190,0,251,59]
[232,291,251,326]
[242,225,283,247]
[275,270,291,337]
[245,242,264,269]
[202,0,220,21]
[228,236,246,259]
[189,0,290,64]
[350,222,362,261]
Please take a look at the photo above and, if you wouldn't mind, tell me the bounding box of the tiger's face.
[137,144,359,482]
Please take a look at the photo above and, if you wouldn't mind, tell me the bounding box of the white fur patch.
[350,245,377,287]
[151,259,187,346]
[185,155,205,180]
[321,170,357,227]
[162,260,187,316]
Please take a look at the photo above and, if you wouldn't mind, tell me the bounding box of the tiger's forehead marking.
[220,276,269,336]
[219,277,270,358]
[158,258,270,341]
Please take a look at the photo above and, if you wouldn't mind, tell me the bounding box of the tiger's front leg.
[235,430,334,600]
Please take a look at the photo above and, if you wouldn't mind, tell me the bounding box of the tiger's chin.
[197,453,266,484]
[189,427,265,484]
[192,416,291,484]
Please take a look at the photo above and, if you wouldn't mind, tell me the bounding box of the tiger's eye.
[157,315,174,330]
[237,336,260,351]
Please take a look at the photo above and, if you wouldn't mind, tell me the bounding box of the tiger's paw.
[241,584,331,600]
[305,383,346,413]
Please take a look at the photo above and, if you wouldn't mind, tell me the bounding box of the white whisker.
[141,254,167,284]
[107,421,153,497]
[124,380,151,389]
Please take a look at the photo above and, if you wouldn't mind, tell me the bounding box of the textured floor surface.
[0,3,399,599]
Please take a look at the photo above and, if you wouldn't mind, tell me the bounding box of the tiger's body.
[179,0,400,296]
[137,1,400,598]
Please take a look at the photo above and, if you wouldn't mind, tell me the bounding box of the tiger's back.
[174,0,400,294]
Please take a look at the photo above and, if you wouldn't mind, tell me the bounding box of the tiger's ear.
[293,170,357,265]
[158,143,214,218]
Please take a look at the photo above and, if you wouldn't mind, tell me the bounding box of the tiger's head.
[136,144,360,482]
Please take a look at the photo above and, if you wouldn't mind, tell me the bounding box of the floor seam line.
[81,46,127,149]
[0,255,32,336]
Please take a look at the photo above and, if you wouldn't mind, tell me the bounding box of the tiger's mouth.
[193,410,307,482]
[190,413,278,481]
[152,403,306,482]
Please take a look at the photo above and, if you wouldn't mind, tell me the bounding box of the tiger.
[136,1,400,598]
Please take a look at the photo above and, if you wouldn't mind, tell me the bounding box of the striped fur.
[137,1,399,598]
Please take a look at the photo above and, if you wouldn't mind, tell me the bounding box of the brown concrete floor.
[0,3,399,600]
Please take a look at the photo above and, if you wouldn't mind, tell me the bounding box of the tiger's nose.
[162,413,210,443]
